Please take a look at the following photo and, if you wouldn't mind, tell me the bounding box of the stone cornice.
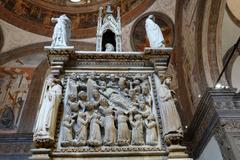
[186,88,240,158]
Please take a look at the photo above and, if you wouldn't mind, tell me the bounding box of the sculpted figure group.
[61,73,159,147]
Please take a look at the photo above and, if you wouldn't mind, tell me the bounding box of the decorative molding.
[186,88,240,159]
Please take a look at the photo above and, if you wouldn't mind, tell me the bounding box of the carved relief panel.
[57,72,164,153]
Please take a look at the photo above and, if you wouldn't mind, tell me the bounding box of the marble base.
[167,145,189,159]
[52,156,167,160]
[30,148,52,160]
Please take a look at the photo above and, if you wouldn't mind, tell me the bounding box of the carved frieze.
[56,72,164,153]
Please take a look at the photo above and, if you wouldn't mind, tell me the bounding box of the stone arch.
[174,0,226,122]
[102,29,116,51]
[223,45,240,87]
[0,25,3,52]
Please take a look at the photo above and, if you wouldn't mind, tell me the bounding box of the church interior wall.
[197,136,223,160]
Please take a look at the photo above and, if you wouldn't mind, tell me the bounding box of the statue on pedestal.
[157,75,183,145]
[33,77,62,146]
[145,15,165,48]
[51,14,71,47]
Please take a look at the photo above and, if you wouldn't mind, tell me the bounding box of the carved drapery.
[59,72,161,151]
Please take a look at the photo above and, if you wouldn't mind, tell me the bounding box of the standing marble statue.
[157,75,183,139]
[145,15,165,48]
[51,14,71,47]
[34,78,62,141]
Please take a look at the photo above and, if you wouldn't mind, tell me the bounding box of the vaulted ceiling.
[0,0,155,38]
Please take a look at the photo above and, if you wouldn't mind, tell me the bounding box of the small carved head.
[129,89,136,98]
[148,15,156,22]
[100,73,106,80]
[138,100,146,109]
[143,86,150,95]
[68,94,77,101]
[70,73,77,80]
[134,85,141,94]
[134,114,142,120]
[147,114,155,121]
[100,98,109,107]
[78,91,87,101]
[86,102,94,111]
[92,89,100,99]
[163,75,172,85]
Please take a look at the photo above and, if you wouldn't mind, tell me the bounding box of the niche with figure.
[102,30,116,51]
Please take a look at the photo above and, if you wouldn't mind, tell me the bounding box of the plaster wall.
[197,136,223,160]
[0,19,51,53]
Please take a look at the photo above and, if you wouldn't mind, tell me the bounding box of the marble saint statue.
[158,75,183,137]
[34,78,62,140]
[145,114,158,145]
[145,15,165,48]
[51,14,71,47]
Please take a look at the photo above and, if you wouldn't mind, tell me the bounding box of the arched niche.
[130,12,175,51]
[102,29,116,51]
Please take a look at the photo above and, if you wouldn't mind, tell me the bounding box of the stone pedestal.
[168,145,189,159]
[187,88,240,160]
[30,148,52,160]
[31,46,186,160]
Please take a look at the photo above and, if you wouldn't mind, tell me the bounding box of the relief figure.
[145,114,158,145]
[88,111,102,146]
[61,115,74,146]
[129,114,144,145]
[99,98,116,146]
[117,110,130,146]
[75,111,88,146]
